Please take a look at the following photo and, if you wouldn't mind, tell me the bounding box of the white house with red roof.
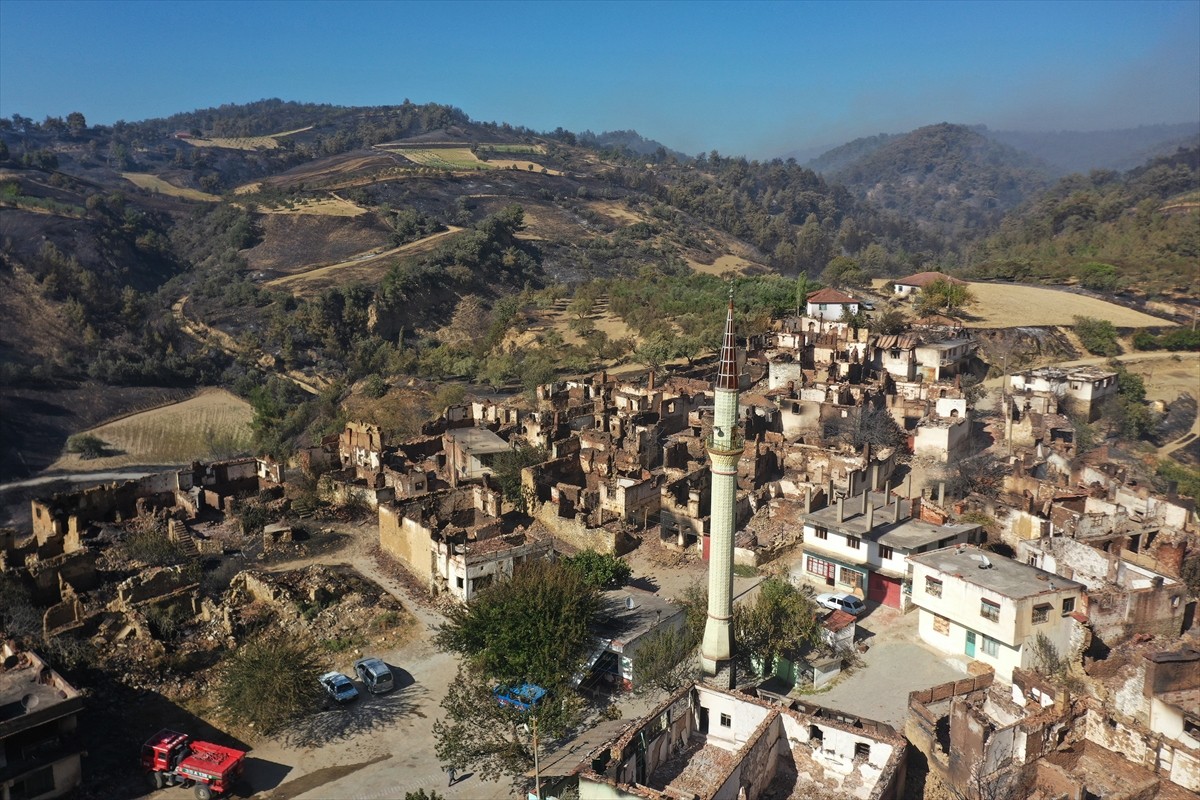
[805,287,862,318]
[893,271,968,297]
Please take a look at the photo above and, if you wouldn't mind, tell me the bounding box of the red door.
[868,573,902,608]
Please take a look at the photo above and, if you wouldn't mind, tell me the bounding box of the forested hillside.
[824,123,1053,243]
[970,144,1200,293]
[1,99,1197,475]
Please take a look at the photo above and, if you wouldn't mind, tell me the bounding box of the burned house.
[578,683,906,800]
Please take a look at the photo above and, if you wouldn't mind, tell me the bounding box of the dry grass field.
[1116,352,1200,404]
[185,126,312,150]
[687,253,764,276]
[962,282,1171,328]
[254,196,367,217]
[486,158,562,175]
[49,389,253,471]
[121,173,221,202]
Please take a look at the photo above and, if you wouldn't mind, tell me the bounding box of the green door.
[965,630,976,657]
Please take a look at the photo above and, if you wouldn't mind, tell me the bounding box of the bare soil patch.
[687,253,762,276]
[48,388,254,471]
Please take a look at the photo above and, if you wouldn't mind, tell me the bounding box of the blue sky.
[1,0,1196,158]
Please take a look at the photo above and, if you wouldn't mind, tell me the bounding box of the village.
[2,278,1198,800]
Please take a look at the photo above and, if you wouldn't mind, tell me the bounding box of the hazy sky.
[1,0,1197,158]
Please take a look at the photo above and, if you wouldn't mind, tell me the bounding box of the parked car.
[494,683,547,711]
[354,657,395,694]
[319,671,359,703]
[815,592,866,616]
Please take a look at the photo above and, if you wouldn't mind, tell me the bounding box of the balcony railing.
[706,431,744,454]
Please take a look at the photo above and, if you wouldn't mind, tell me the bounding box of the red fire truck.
[141,729,246,800]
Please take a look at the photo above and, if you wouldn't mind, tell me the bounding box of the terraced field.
[49,389,253,471]
[255,196,367,217]
[384,146,489,170]
[185,125,312,150]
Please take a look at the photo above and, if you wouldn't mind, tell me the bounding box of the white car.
[815,592,866,616]
[319,671,359,703]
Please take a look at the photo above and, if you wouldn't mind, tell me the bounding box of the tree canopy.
[434,559,605,690]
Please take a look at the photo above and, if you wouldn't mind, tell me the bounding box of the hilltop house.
[892,271,967,297]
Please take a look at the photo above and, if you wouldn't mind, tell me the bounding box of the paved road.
[803,606,968,728]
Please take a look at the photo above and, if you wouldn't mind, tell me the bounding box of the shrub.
[1073,316,1121,356]
[216,633,324,735]
[563,550,632,589]
[66,433,108,459]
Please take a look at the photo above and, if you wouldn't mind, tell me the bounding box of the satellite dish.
[21,693,39,711]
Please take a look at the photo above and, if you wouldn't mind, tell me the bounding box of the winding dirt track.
[264,226,462,291]
[171,295,327,395]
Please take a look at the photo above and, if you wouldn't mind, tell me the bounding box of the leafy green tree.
[794,274,819,317]
[216,633,324,735]
[868,307,909,335]
[490,444,545,512]
[632,625,699,694]
[632,333,675,373]
[66,433,108,459]
[66,111,87,135]
[433,665,583,785]
[435,560,604,689]
[563,550,631,589]
[735,577,820,677]
[433,561,604,785]
[822,256,866,288]
[915,279,976,317]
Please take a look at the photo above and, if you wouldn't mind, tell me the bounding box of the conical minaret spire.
[701,284,741,688]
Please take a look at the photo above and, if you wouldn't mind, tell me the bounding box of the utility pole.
[531,714,541,800]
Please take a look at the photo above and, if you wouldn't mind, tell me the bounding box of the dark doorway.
[698,706,709,734]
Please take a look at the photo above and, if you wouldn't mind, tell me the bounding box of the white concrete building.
[797,490,982,608]
[892,271,968,298]
[805,287,862,319]
[909,546,1085,683]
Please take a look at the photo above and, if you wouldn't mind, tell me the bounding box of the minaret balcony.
[706,430,744,455]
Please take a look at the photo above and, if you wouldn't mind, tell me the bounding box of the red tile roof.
[806,287,859,304]
[895,271,967,288]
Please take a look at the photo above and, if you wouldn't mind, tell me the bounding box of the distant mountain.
[972,144,1200,294]
[984,122,1200,175]
[822,123,1053,243]
[804,133,897,175]
[576,129,689,161]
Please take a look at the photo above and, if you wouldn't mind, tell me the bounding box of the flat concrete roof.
[803,491,979,549]
[0,651,80,727]
[596,588,685,646]
[446,427,512,456]
[908,546,1085,600]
